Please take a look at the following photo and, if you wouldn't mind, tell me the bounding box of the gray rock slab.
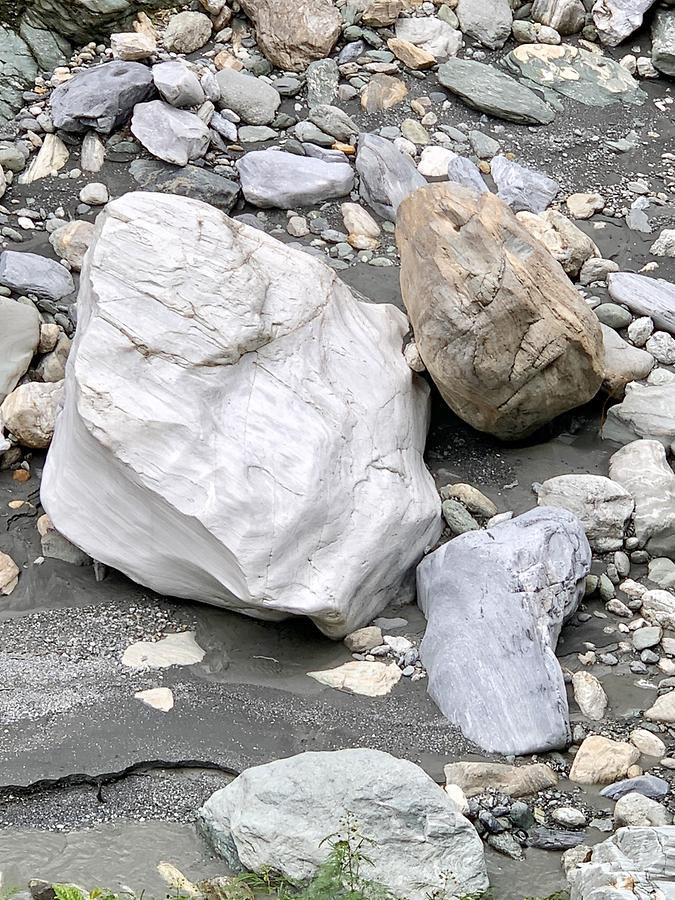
[152,61,205,108]
[601,324,654,399]
[356,133,426,221]
[198,749,488,900]
[215,68,281,125]
[608,272,675,334]
[418,506,591,755]
[490,155,560,213]
[0,251,74,301]
[129,160,239,212]
[51,60,155,134]
[0,26,39,125]
[609,440,675,558]
[0,297,40,404]
[237,149,354,209]
[438,57,555,125]
[131,100,211,166]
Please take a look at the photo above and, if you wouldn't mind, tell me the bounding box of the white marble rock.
[608,272,675,334]
[41,192,441,638]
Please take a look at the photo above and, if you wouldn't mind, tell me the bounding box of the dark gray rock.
[19,20,70,71]
[51,60,155,134]
[21,0,175,44]
[528,827,587,850]
[490,155,560,214]
[438,58,555,125]
[0,251,74,301]
[237,149,354,208]
[129,160,239,212]
[600,774,669,801]
[418,507,590,755]
[355,133,426,222]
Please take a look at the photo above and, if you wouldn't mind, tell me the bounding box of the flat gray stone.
[308,104,358,141]
[438,57,555,125]
[600,774,669,801]
[0,297,40,404]
[129,159,239,212]
[0,251,74,301]
[608,272,675,335]
[50,60,155,134]
[418,507,590,755]
[198,749,488,900]
[131,100,211,166]
[236,149,354,208]
[490,155,560,213]
[455,0,512,49]
[152,61,205,108]
[306,58,339,106]
[506,43,644,108]
[356,133,426,221]
[215,68,281,125]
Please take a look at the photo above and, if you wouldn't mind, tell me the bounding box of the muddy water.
[0,820,575,899]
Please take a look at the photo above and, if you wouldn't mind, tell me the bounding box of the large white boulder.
[41,192,441,638]
[198,749,488,900]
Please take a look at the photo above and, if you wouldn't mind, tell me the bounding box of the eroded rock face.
[198,749,488,900]
[417,507,591,755]
[592,0,658,47]
[41,192,441,638]
[238,0,341,71]
[396,184,604,441]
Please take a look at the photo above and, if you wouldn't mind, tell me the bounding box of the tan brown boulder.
[444,761,558,798]
[396,185,604,440]
[239,0,341,71]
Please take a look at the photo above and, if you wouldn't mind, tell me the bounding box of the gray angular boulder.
[438,58,555,125]
[0,297,40,403]
[50,60,155,134]
[198,749,488,900]
[131,100,211,166]
[652,7,675,77]
[491,155,560,214]
[152,61,205,108]
[418,507,591,755]
[237,149,354,208]
[0,251,74,301]
[129,160,239,212]
[356,133,426,222]
[456,0,512,49]
[447,154,488,194]
[215,69,281,125]
[609,440,675,558]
